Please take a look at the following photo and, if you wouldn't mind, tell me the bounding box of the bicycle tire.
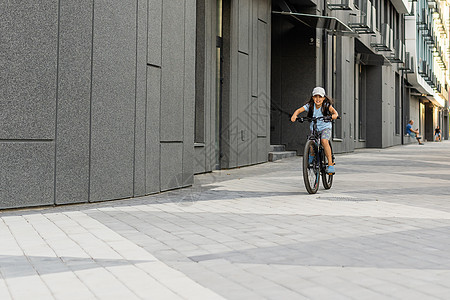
[303,140,320,194]
[321,141,334,189]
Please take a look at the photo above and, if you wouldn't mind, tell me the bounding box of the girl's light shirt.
[302,104,332,132]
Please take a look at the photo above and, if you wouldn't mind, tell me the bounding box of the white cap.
[312,87,326,97]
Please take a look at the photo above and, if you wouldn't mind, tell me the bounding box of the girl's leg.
[320,128,333,167]
[321,139,333,167]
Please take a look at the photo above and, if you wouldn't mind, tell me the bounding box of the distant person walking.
[435,126,441,142]
[406,120,424,145]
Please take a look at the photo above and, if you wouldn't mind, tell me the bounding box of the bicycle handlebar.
[297,116,341,123]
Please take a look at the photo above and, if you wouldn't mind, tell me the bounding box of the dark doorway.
[270,12,316,154]
[425,103,434,141]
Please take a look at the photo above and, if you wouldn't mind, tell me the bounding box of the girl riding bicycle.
[290,87,339,174]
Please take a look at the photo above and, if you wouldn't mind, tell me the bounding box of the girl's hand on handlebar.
[291,115,297,122]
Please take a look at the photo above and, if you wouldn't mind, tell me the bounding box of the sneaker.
[308,155,314,164]
[419,143,424,145]
[327,165,335,174]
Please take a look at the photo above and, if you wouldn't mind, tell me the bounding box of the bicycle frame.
[300,116,329,173]
[298,115,336,193]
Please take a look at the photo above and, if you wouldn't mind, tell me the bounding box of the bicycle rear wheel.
[303,140,320,194]
[321,142,334,189]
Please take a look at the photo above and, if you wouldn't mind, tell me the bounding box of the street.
[1,141,450,299]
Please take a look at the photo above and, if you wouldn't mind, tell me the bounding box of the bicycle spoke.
[321,142,333,189]
[303,140,320,194]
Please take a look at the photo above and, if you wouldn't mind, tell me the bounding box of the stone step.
[270,145,286,152]
[268,151,297,162]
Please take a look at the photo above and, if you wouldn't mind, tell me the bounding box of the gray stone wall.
[333,36,356,154]
[224,0,271,168]
[195,0,272,172]
[1,0,196,209]
[194,0,218,174]
[1,1,59,208]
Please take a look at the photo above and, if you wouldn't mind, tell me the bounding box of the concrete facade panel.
[160,0,185,142]
[337,36,355,153]
[0,1,58,139]
[183,0,196,186]
[258,0,270,23]
[381,67,400,147]
[146,66,161,194]
[251,97,258,163]
[407,96,421,144]
[206,0,217,172]
[3,0,274,209]
[249,0,258,162]
[148,0,162,67]
[219,0,271,168]
[251,2,258,97]
[257,19,268,138]
[134,0,149,197]
[382,69,390,146]
[257,137,268,163]
[229,0,240,169]
[89,0,137,201]
[0,143,54,209]
[195,0,217,174]
[194,145,206,174]
[55,0,93,204]
[410,97,421,123]
[220,0,236,168]
[238,0,250,54]
[237,53,251,166]
[160,143,183,191]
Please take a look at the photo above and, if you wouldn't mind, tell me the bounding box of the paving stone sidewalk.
[1,141,450,299]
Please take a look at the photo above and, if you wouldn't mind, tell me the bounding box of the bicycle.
[297,116,339,194]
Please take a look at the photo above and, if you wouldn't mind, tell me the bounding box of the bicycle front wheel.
[321,142,334,189]
[303,140,320,194]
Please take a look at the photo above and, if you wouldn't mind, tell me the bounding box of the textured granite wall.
[55,0,93,204]
[193,0,271,173]
[1,0,195,209]
[1,1,59,208]
[218,0,271,169]
[194,0,217,174]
